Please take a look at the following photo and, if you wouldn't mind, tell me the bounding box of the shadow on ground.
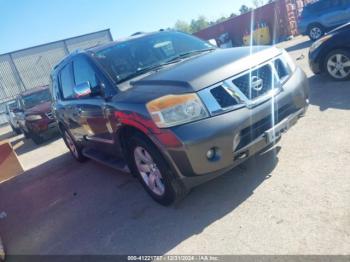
[10,134,61,156]
[0,129,16,142]
[308,74,350,111]
[0,145,280,255]
[285,39,312,52]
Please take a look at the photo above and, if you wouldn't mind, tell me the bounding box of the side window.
[59,63,75,99]
[73,56,98,88]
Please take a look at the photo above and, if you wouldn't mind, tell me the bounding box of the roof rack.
[130,32,145,36]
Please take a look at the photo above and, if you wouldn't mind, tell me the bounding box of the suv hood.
[25,101,51,115]
[132,46,282,92]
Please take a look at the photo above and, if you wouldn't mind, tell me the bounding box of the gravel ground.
[0,36,349,255]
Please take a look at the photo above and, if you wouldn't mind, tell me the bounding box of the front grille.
[46,111,54,120]
[198,54,292,116]
[232,64,273,100]
[236,103,297,151]
[210,86,239,108]
[274,59,289,80]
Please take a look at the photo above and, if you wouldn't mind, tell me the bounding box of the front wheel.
[10,124,22,135]
[325,50,350,81]
[30,132,44,145]
[62,130,86,162]
[128,134,187,206]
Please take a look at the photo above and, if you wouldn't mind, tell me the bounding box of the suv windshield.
[93,31,215,84]
[21,89,51,109]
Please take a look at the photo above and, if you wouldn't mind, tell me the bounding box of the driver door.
[70,55,115,153]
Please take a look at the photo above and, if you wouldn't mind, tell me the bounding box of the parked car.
[16,86,58,144]
[51,31,309,205]
[298,0,350,41]
[5,100,22,134]
[309,23,350,80]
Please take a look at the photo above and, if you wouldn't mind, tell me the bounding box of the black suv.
[51,31,309,205]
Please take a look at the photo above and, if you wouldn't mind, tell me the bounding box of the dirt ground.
[0,36,349,255]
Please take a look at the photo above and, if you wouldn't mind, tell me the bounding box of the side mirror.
[208,39,218,47]
[73,82,92,98]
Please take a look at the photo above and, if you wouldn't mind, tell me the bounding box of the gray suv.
[50,31,309,205]
[298,0,350,40]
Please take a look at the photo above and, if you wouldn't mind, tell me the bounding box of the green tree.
[252,0,266,8]
[215,16,228,24]
[239,5,253,14]
[174,20,192,33]
[190,15,210,33]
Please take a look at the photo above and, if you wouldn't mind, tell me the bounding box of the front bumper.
[27,120,59,138]
[159,67,309,188]
[308,51,322,74]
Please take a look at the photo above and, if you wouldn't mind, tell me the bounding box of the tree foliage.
[173,0,272,33]
[174,20,192,33]
[239,5,253,14]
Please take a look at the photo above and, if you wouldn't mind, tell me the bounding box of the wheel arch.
[322,47,350,72]
[116,124,184,180]
[307,22,325,32]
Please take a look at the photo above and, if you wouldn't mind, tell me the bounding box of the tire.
[22,129,30,139]
[128,134,187,206]
[30,132,44,145]
[308,24,324,41]
[62,129,86,162]
[324,49,350,81]
[14,127,22,135]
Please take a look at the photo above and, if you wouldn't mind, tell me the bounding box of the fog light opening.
[206,147,220,161]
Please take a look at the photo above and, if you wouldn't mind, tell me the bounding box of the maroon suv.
[16,86,58,144]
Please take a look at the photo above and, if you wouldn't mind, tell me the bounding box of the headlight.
[310,35,332,53]
[25,114,42,121]
[282,49,297,72]
[146,93,209,128]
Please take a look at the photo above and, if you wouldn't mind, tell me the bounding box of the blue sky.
[0,0,249,54]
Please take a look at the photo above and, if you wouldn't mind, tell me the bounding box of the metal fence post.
[63,40,70,54]
[8,54,27,91]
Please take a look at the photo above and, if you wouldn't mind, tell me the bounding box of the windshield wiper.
[165,48,215,63]
[116,48,215,84]
[116,64,164,83]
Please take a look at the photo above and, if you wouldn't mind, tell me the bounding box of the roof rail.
[130,32,145,36]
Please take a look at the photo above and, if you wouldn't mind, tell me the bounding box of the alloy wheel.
[65,131,79,159]
[134,146,165,196]
[327,54,350,79]
[310,27,322,40]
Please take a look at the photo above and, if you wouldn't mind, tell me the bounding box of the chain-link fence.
[0,29,113,125]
